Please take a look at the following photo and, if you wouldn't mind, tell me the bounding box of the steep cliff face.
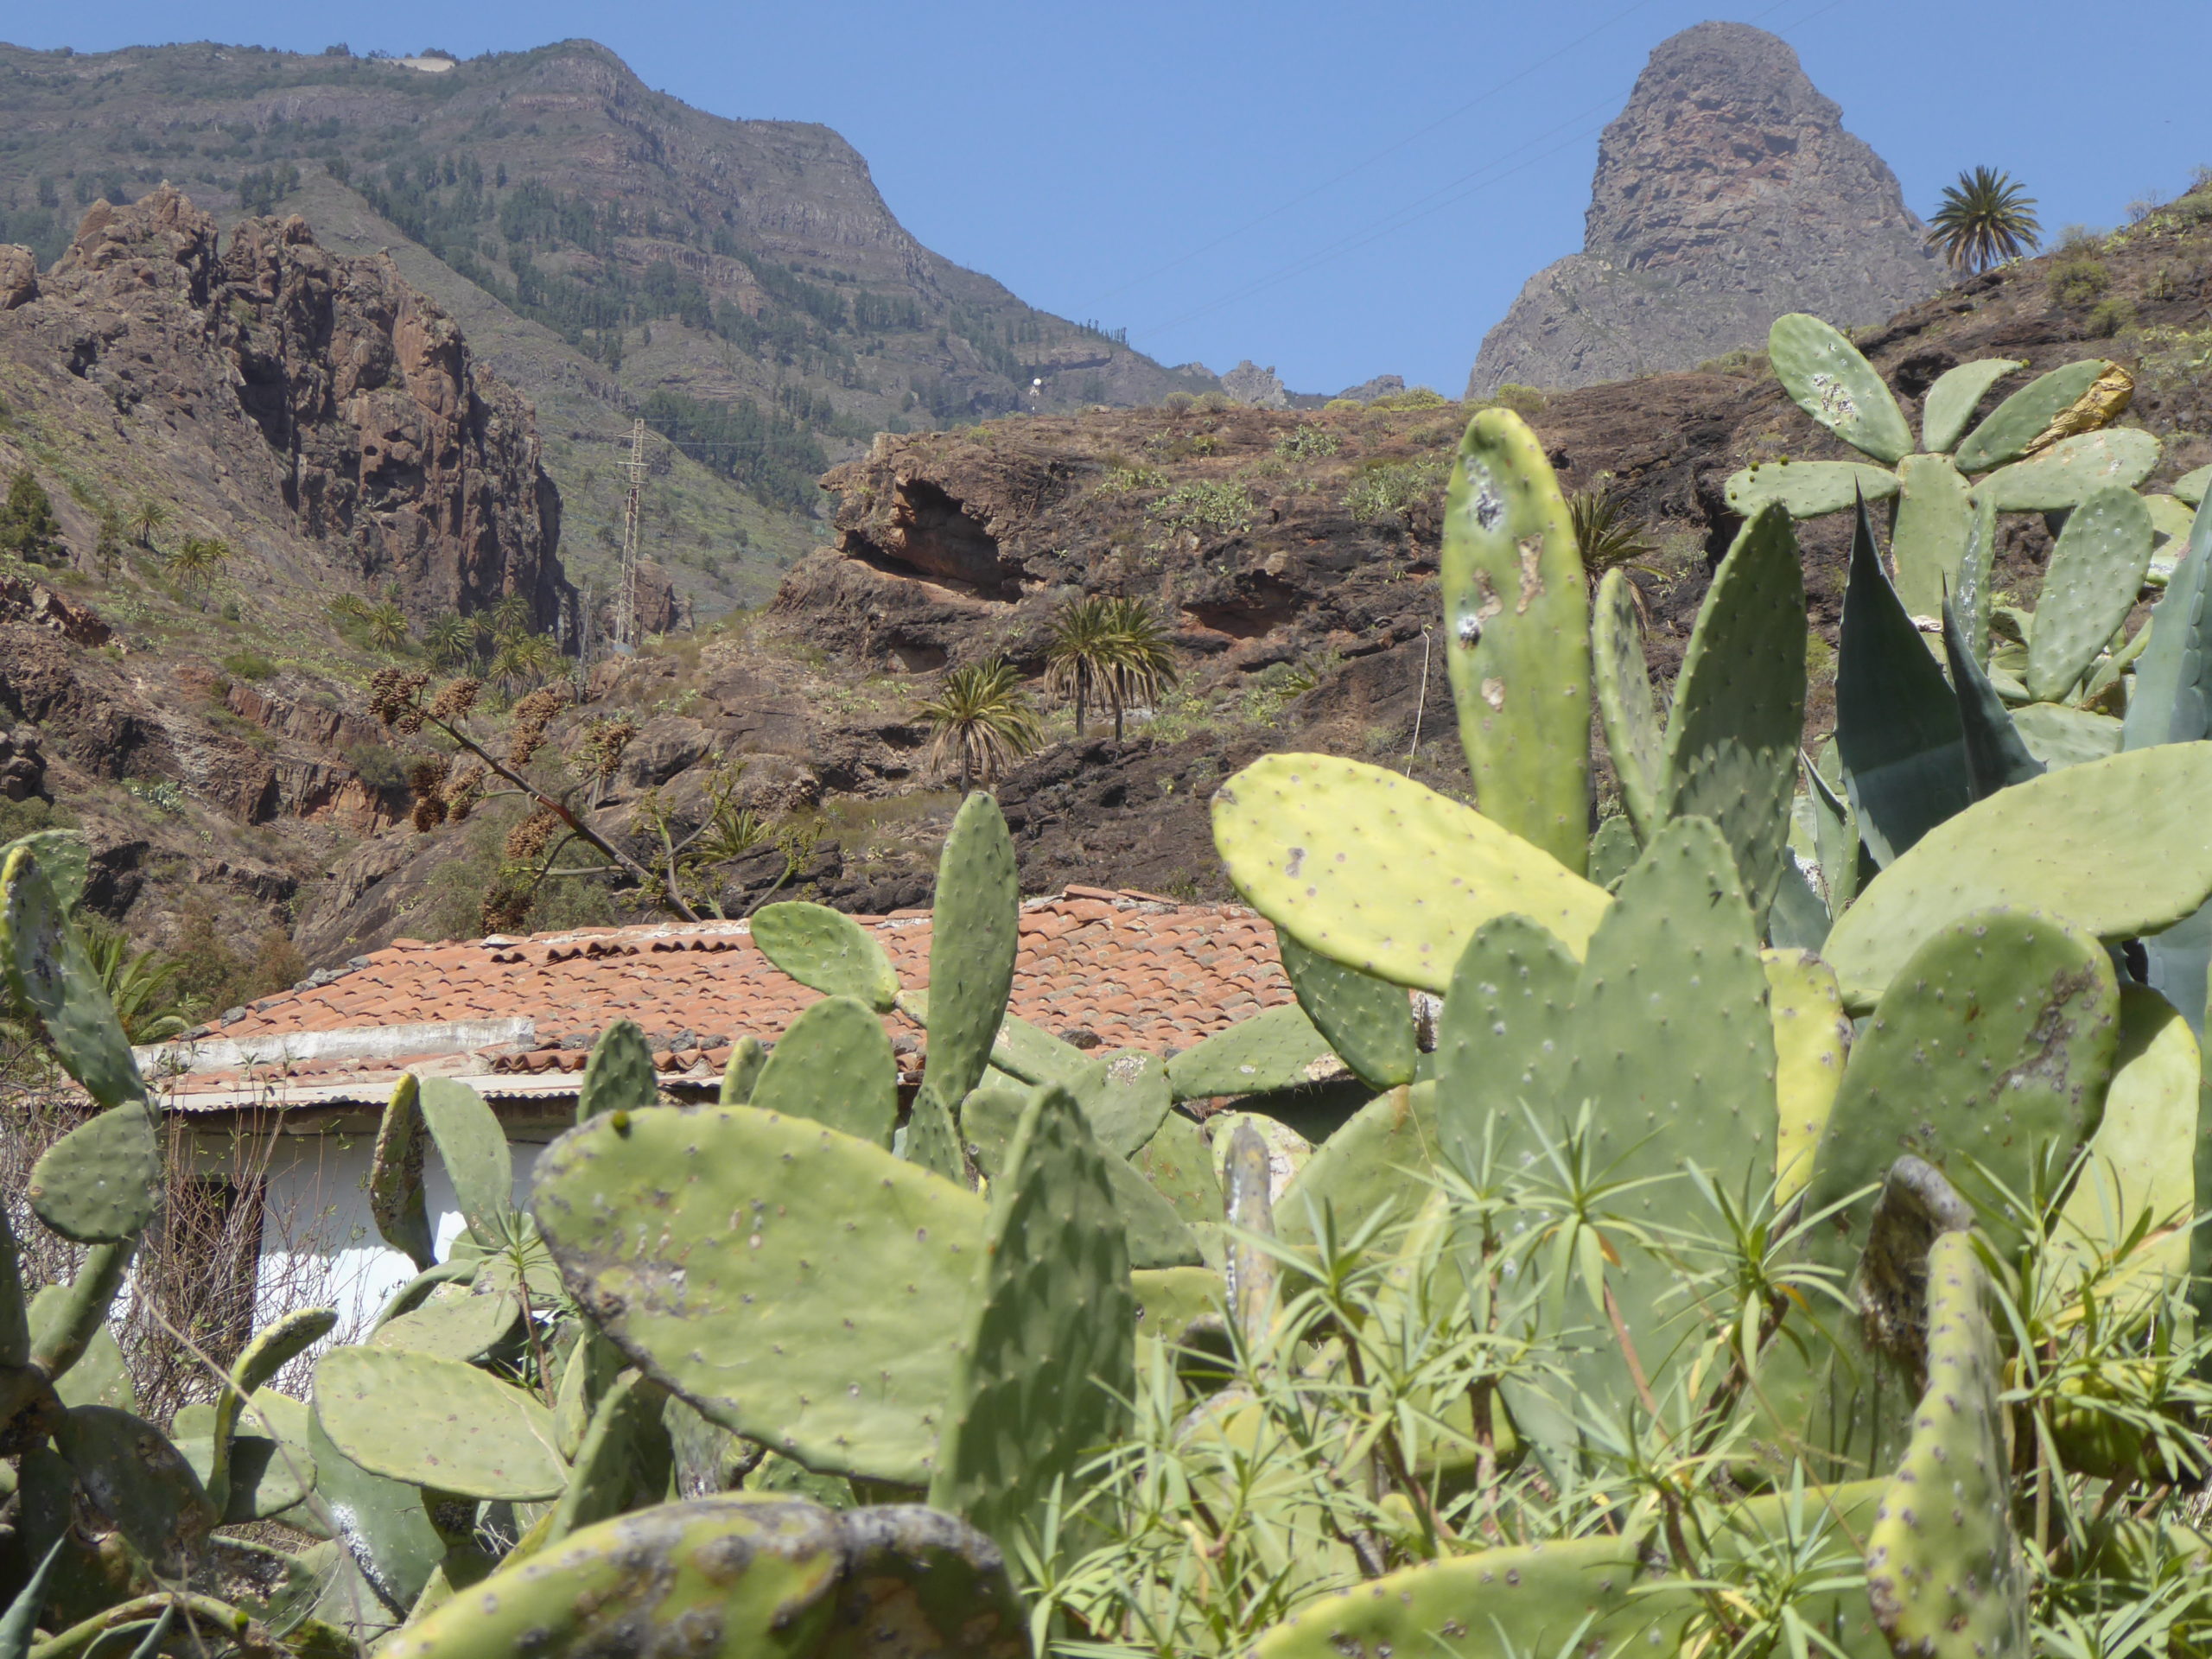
[16,187,569,626]
[1468,23,1941,395]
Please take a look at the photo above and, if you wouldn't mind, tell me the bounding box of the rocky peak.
[1467,22,1940,395]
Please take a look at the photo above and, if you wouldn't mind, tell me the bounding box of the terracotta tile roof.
[143,887,1294,1115]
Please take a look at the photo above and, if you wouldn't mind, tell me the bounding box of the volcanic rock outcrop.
[1467,22,1942,395]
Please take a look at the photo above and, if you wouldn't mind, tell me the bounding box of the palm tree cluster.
[917,661,1044,794]
[1927,165,2042,273]
[1043,594,1180,741]
[162,536,230,603]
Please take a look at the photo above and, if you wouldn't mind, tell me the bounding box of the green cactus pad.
[28,1099,161,1245]
[306,1408,448,1613]
[931,1084,1134,1549]
[1806,908,2117,1265]
[1592,567,1666,839]
[1769,312,1915,463]
[54,1405,218,1578]
[175,1427,314,1524]
[902,1083,970,1183]
[2050,986,2200,1304]
[416,1077,515,1247]
[1952,358,2117,474]
[1249,1533,1668,1659]
[1066,1047,1175,1157]
[314,1345,567,1501]
[922,791,1021,1113]
[575,1018,658,1123]
[1433,914,1578,1179]
[1835,496,1969,864]
[719,1035,766,1104]
[1824,743,2212,1009]
[535,1104,987,1486]
[1163,1002,1336,1101]
[959,1086,1200,1269]
[1662,501,1806,918]
[1865,1232,2030,1659]
[1277,932,1416,1090]
[1440,407,1590,872]
[1976,428,2160,512]
[2025,486,2155,702]
[1134,1266,1224,1344]
[210,1306,337,1510]
[2012,702,2122,770]
[0,846,143,1109]
[1274,1082,1440,1250]
[25,1239,130,1380]
[1921,358,2025,454]
[1587,814,1639,891]
[749,899,901,1011]
[1764,949,1850,1205]
[1212,753,1610,992]
[30,1286,130,1410]
[1725,458,1903,518]
[2123,494,2211,750]
[1955,490,1999,664]
[1945,594,2045,799]
[1223,1120,1280,1347]
[543,1370,674,1548]
[1131,1109,1224,1228]
[370,1280,520,1362]
[383,1496,1027,1659]
[1891,452,1975,619]
[747,994,897,1147]
[2175,464,2212,507]
[370,1075,436,1272]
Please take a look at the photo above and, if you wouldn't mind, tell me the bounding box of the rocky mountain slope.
[1467,22,1942,396]
[0,38,1214,620]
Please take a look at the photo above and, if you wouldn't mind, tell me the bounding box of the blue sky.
[13,3,2211,395]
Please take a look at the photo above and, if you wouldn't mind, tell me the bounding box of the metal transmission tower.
[613,418,646,649]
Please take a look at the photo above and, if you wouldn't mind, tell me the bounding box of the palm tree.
[1100,597,1179,741]
[162,536,230,605]
[488,631,563,695]
[424,613,476,668]
[362,601,410,653]
[484,594,535,645]
[1044,594,1122,738]
[1926,167,2042,273]
[1569,486,1666,624]
[917,660,1044,793]
[130,499,169,549]
[80,925,192,1044]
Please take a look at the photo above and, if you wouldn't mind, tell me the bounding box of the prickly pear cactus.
[1761,949,1849,1206]
[1592,567,1665,840]
[1864,1232,2030,1659]
[1952,359,2110,473]
[1977,429,2158,512]
[1275,933,1416,1090]
[719,1035,766,1104]
[370,1075,436,1271]
[1162,1001,1335,1101]
[746,994,897,1147]
[1804,908,2118,1267]
[1769,313,1915,464]
[749,899,902,1013]
[1822,743,2212,1010]
[918,792,1021,1122]
[1274,1083,1440,1251]
[1211,753,1610,992]
[313,1345,568,1500]
[381,1496,1027,1659]
[2024,486,2154,702]
[575,1018,658,1122]
[28,1099,162,1246]
[1433,913,1577,1178]
[931,1083,1134,1553]
[416,1077,516,1247]
[1440,407,1591,873]
[534,1104,987,1486]
[0,844,144,1110]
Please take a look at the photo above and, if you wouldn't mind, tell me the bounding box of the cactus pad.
[1763,949,1850,1205]
[1920,358,2024,454]
[1769,312,1915,462]
[2025,486,2154,702]
[1212,753,1610,992]
[1865,1232,2029,1659]
[1275,1082,1440,1250]
[544,1370,674,1548]
[1131,1109,1224,1228]
[382,1496,1027,1659]
[1951,358,2112,473]
[1976,428,2159,512]
[748,899,901,1011]
[746,994,897,1147]
[28,1099,161,1244]
[0,846,143,1109]
[1440,407,1590,871]
[306,1408,448,1614]
[1822,743,2212,1009]
[1661,501,1807,918]
[1067,1047,1174,1157]
[931,1084,1134,1548]
[53,1405,217,1578]
[1433,913,1578,1178]
[416,1077,515,1247]
[1891,453,1975,619]
[1163,1002,1336,1101]
[719,1035,766,1105]
[921,792,1021,1114]
[370,1075,436,1271]
[1276,932,1417,1090]
[1725,458,1903,518]
[575,1019,658,1122]
[1249,1533,1664,1659]
[1806,908,2117,1266]
[314,1345,567,1500]
[534,1104,986,1486]
[1592,567,1666,839]
[2122,493,2210,750]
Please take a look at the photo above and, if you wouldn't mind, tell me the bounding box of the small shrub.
[1094,464,1166,497]
[221,649,276,681]
[2048,256,2112,306]
[1344,455,1450,525]
[1147,480,1256,537]
[2085,296,2138,338]
[1159,391,1195,413]
[1274,424,1342,461]
[1488,383,1547,417]
[1368,387,1448,410]
[0,470,63,564]
[169,897,308,1015]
